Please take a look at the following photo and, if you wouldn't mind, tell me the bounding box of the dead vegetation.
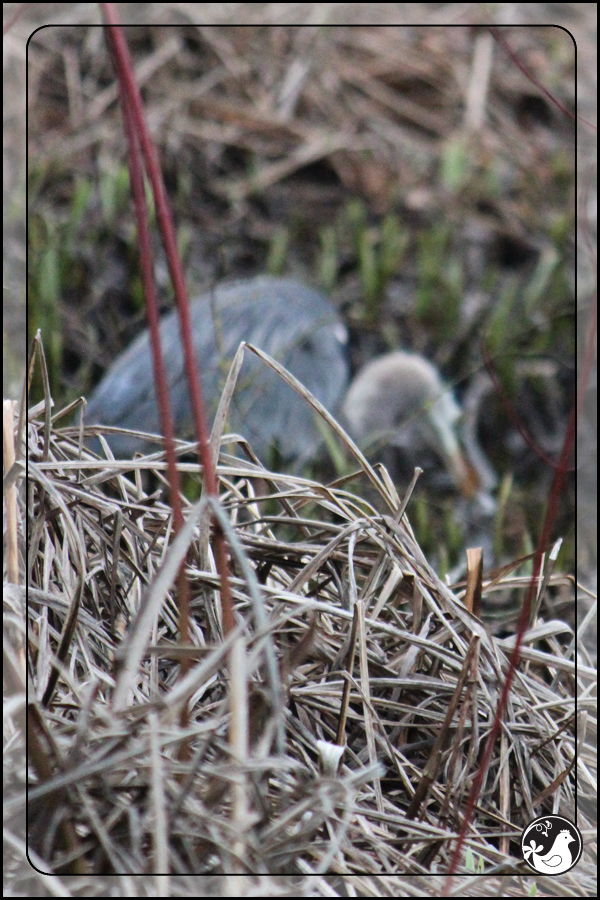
[5,343,594,891]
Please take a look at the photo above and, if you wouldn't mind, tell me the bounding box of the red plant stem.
[489,26,596,131]
[444,31,594,885]
[3,2,33,35]
[102,21,190,659]
[481,342,574,472]
[443,405,577,890]
[101,13,214,486]
[101,11,235,659]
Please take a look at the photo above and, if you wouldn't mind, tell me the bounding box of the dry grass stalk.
[12,368,592,889]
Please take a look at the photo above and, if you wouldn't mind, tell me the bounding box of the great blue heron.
[85,275,493,495]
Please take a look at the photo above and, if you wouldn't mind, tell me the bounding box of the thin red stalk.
[442,28,591,889]
[101,8,216,494]
[103,19,234,652]
[102,21,190,666]
[2,2,33,35]
[481,342,575,472]
[490,26,596,131]
[101,10,236,653]
[442,399,575,891]
[106,55,180,510]
[101,12,235,683]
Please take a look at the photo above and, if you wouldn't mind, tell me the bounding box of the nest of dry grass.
[5,366,594,893]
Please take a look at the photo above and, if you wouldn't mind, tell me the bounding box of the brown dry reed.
[9,338,594,895]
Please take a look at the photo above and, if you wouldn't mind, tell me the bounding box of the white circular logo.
[521,815,582,875]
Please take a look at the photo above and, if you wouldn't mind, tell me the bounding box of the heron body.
[86,277,349,463]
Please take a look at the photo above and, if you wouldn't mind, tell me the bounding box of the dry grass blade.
[405,635,480,821]
[463,547,483,617]
[15,374,592,888]
[245,342,393,506]
[111,496,208,711]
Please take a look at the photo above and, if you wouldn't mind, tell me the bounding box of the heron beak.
[428,399,481,498]
[444,447,481,498]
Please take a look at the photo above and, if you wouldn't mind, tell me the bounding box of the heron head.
[342,350,487,497]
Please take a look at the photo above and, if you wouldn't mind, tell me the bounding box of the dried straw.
[11,359,593,892]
